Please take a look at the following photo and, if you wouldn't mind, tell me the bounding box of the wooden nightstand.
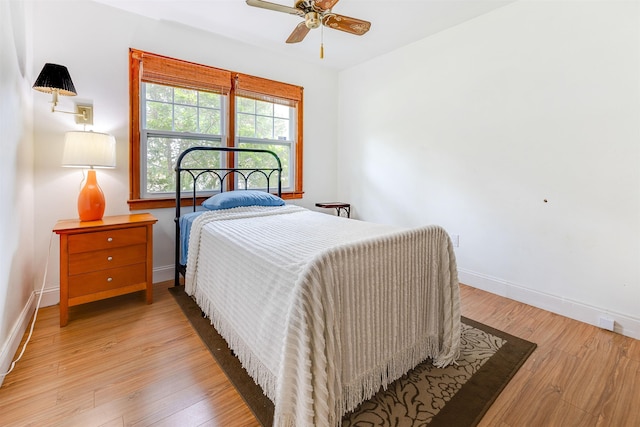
[53,213,158,326]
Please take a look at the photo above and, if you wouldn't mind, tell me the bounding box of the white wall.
[31,1,340,300]
[338,1,640,337]
[0,0,36,384]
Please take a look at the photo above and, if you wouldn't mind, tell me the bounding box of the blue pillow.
[201,190,285,210]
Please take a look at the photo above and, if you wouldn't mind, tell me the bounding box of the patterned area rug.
[169,286,536,427]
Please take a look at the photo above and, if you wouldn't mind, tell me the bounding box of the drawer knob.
[107,237,113,242]
[107,256,113,261]
[107,277,113,282]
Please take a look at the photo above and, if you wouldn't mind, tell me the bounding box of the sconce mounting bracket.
[75,104,93,125]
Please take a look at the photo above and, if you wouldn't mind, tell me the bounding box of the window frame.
[128,48,304,210]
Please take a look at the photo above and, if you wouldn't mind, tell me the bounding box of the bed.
[174,147,461,427]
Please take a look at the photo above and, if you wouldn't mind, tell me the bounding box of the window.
[128,49,304,209]
[142,84,224,197]
[235,95,293,190]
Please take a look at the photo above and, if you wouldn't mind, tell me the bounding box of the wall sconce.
[63,131,116,221]
[33,63,93,125]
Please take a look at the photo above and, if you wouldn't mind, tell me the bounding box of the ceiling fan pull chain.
[320,22,324,59]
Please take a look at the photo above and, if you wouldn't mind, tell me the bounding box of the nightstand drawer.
[68,227,147,254]
[68,263,147,299]
[68,244,147,275]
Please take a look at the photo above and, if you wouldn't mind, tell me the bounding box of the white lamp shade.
[62,131,116,168]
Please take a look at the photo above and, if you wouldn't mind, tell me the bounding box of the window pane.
[237,97,255,114]
[237,113,255,137]
[274,118,289,140]
[199,109,221,135]
[146,101,173,131]
[146,137,181,193]
[146,84,172,102]
[256,100,273,116]
[174,105,198,132]
[274,103,290,118]
[238,142,290,190]
[256,116,273,139]
[199,91,220,108]
[146,137,222,194]
[174,87,197,106]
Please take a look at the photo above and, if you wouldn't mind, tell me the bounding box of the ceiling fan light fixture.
[246,0,371,48]
[305,12,321,29]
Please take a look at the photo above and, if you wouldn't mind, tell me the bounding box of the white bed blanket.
[185,205,460,427]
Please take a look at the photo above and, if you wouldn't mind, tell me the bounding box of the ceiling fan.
[246,0,371,57]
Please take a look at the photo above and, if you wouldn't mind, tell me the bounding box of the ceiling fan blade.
[286,21,311,43]
[323,14,371,35]
[314,0,340,11]
[246,0,304,16]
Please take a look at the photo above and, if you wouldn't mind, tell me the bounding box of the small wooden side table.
[53,213,157,326]
[315,202,351,218]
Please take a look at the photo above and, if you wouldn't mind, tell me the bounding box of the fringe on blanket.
[190,286,280,403]
[341,336,444,415]
[269,337,462,427]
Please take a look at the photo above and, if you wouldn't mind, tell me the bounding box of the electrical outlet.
[450,234,459,247]
[598,316,615,331]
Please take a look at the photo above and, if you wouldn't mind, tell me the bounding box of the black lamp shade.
[32,63,77,96]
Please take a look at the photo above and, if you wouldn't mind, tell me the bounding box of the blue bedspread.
[179,210,207,265]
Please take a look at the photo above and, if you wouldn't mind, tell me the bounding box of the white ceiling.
[92,0,514,70]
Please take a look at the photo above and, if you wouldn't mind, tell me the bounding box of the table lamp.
[62,131,116,221]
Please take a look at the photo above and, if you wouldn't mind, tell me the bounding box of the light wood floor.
[0,282,638,426]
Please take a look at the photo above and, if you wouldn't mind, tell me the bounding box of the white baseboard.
[153,265,175,284]
[458,268,640,340]
[0,292,37,388]
[39,286,60,307]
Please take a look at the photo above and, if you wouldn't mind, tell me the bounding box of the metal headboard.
[174,146,283,285]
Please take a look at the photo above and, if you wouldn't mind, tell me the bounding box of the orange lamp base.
[78,169,106,221]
